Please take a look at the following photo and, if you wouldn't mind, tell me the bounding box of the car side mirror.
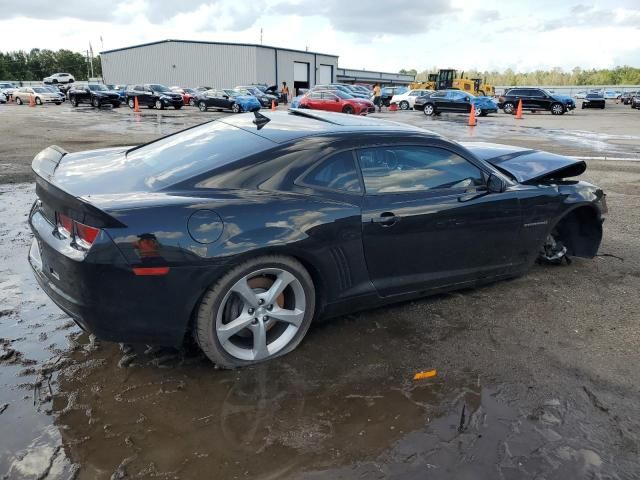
[487,173,506,193]
[223,95,229,99]
[335,98,340,102]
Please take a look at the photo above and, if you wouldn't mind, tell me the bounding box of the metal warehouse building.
[100,39,339,94]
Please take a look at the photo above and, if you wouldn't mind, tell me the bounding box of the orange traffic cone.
[271,100,276,111]
[468,104,477,126]
[28,94,36,107]
[515,99,523,119]
[134,96,141,113]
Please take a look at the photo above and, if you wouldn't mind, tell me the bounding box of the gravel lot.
[1,101,639,479]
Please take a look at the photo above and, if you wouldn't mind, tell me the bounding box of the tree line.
[411,66,640,86]
[0,49,102,82]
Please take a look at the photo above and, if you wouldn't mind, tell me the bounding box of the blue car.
[290,94,304,108]
[550,93,576,111]
[415,90,498,116]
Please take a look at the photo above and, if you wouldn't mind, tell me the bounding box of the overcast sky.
[0,0,639,72]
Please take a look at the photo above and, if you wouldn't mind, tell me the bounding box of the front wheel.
[198,101,207,112]
[92,97,100,108]
[474,107,482,117]
[503,102,515,114]
[231,103,241,113]
[551,103,564,115]
[127,98,135,108]
[195,255,316,368]
[342,105,355,114]
[423,104,435,116]
[174,104,182,110]
[35,97,42,105]
[155,99,164,110]
[399,100,409,110]
[189,98,195,107]
[16,97,23,105]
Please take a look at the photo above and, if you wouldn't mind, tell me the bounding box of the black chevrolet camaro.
[28,111,606,368]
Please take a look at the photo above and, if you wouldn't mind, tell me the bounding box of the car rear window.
[126,120,275,190]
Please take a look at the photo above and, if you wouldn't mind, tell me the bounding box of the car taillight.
[56,213,73,236]
[56,212,100,249]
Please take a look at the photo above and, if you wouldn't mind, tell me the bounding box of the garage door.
[294,62,309,82]
[319,65,333,84]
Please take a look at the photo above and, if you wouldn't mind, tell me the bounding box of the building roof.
[100,39,338,58]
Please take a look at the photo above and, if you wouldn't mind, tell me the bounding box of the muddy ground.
[1,101,639,479]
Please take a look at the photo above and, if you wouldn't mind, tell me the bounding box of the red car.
[170,86,198,106]
[299,90,375,115]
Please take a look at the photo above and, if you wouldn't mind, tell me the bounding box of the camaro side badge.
[524,220,548,228]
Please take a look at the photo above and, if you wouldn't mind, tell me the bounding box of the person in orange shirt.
[372,83,382,112]
[281,82,290,105]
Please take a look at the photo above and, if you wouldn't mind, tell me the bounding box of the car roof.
[219,110,435,144]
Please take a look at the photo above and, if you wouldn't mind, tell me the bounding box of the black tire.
[399,100,409,110]
[189,98,195,107]
[342,105,355,114]
[155,99,164,110]
[503,102,515,114]
[35,97,42,105]
[112,102,120,108]
[174,104,182,110]
[423,103,435,116]
[551,102,564,115]
[55,102,61,105]
[601,105,605,109]
[52,79,58,84]
[92,97,100,108]
[15,97,22,105]
[195,255,316,368]
[198,101,207,112]
[127,98,135,109]
[231,103,241,113]
[581,103,585,109]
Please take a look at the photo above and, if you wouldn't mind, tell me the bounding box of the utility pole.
[89,43,94,79]
[260,28,263,45]
[86,50,90,80]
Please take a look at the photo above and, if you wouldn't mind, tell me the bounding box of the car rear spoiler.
[32,146,126,228]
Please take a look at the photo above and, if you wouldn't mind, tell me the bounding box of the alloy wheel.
[232,103,241,113]
[503,103,514,114]
[424,104,434,116]
[552,103,564,115]
[400,100,409,110]
[215,268,306,362]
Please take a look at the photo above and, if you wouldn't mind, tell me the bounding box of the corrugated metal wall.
[101,41,259,88]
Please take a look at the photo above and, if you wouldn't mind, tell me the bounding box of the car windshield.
[332,90,353,99]
[242,87,261,95]
[223,90,239,97]
[183,88,196,94]
[149,84,170,92]
[540,89,553,96]
[234,88,251,95]
[88,84,108,91]
[33,87,47,93]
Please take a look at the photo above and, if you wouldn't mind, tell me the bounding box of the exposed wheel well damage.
[553,206,603,258]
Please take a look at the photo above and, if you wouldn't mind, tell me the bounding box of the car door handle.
[372,212,399,227]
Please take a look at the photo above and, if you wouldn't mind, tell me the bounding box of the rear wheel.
[399,100,409,110]
[198,101,207,112]
[127,98,135,108]
[195,255,315,368]
[474,107,482,117]
[342,105,355,114]
[551,103,564,115]
[423,104,435,116]
[503,102,515,114]
[231,103,241,113]
[91,97,100,108]
[35,97,42,105]
[155,99,164,110]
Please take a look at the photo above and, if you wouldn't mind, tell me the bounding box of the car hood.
[461,142,586,184]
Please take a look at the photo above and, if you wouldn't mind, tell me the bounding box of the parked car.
[603,90,622,100]
[69,83,121,108]
[196,89,261,113]
[631,95,640,109]
[299,90,375,115]
[312,84,368,99]
[0,92,6,104]
[552,94,576,111]
[13,86,63,105]
[416,90,498,116]
[27,110,606,367]
[0,82,18,97]
[291,94,304,108]
[330,84,370,98]
[497,88,568,115]
[235,85,279,108]
[381,87,408,106]
[622,91,638,105]
[43,86,66,103]
[126,84,183,110]
[581,93,605,109]
[574,91,587,99]
[43,73,75,84]
[170,86,199,106]
[390,89,433,110]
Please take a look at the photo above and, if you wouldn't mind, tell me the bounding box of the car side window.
[300,151,362,193]
[356,146,484,195]
[432,91,446,98]
[321,92,337,100]
[308,92,321,99]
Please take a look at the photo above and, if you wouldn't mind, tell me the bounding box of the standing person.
[281,81,290,105]
[373,83,382,112]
